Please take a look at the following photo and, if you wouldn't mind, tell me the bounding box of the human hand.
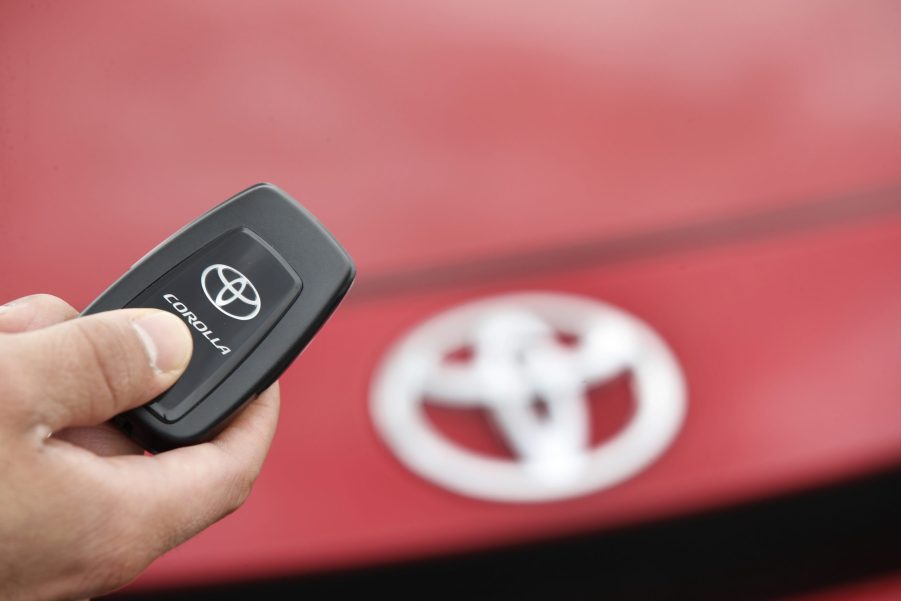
[0,294,280,600]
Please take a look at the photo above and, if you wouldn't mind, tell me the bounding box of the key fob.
[82,183,355,452]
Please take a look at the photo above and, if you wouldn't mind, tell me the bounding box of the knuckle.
[29,293,73,313]
[0,336,20,389]
[7,294,77,331]
[34,294,78,321]
[65,318,149,412]
[223,462,258,513]
[0,336,39,421]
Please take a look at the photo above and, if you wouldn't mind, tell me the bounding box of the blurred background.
[2,1,901,599]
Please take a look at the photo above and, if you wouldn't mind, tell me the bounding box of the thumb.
[1,309,193,432]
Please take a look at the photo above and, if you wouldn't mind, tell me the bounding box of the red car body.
[1,2,900,599]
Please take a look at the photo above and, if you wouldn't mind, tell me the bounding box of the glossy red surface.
[1,1,900,594]
[142,211,901,586]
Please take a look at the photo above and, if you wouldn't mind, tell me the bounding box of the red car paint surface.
[1,1,900,595]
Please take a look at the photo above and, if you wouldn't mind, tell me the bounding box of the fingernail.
[132,311,193,373]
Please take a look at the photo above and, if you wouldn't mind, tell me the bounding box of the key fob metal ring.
[83,183,355,452]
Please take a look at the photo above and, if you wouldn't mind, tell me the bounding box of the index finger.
[0,294,78,333]
[107,383,281,553]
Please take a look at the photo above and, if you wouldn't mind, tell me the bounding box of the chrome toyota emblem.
[200,264,261,321]
[370,292,687,503]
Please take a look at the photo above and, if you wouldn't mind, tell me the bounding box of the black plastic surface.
[82,183,355,452]
[125,228,302,422]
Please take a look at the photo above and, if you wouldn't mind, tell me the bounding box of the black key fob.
[82,183,355,452]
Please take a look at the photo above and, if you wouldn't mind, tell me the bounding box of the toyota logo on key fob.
[82,184,356,452]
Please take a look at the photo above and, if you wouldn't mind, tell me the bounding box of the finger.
[210,381,281,474]
[108,383,280,553]
[0,296,148,456]
[54,423,146,457]
[0,308,193,431]
[0,294,78,333]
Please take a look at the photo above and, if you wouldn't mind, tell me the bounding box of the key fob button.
[126,227,302,422]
